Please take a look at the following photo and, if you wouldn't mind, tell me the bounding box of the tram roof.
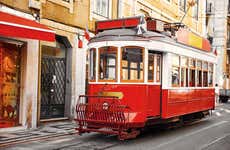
[89,28,175,43]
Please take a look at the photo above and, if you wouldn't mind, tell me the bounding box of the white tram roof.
[90,28,173,43]
[89,28,216,64]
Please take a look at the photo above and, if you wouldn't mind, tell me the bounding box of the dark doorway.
[40,35,71,119]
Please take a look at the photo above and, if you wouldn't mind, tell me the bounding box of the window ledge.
[92,13,109,20]
[47,0,74,13]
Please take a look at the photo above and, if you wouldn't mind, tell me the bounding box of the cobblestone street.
[1,103,230,150]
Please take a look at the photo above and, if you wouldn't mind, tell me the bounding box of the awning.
[0,11,55,42]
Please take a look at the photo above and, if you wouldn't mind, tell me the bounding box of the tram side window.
[189,58,196,87]
[89,48,96,80]
[172,54,180,87]
[98,46,117,81]
[156,55,161,82]
[181,56,188,87]
[208,63,214,87]
[148,53,155,81]
[203,62,208,87]
[197,60,202,87]
[148,52,161,82]
[121,47,144,81]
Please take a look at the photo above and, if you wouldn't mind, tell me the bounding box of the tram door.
[147,51,162,116]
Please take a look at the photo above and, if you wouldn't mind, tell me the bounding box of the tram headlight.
[102,102,109,110]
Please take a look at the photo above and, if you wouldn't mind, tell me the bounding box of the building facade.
[117,0,206,36]
[0,1,55,130]
[206,0,229,87]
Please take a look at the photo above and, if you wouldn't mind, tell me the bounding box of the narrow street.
[1,102,230,150]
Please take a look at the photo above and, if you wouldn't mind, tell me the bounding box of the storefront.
[0,10,55,129]
[0,41,21,128]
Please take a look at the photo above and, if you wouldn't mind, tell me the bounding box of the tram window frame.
[148,52,155,82]
[202,61,208,87]
[196,60,202,87]
[98,46,118,82]
[189,58,196,87]
[89,48,96,81]
[148,53,161,83]
[121,46,144,82]
[156,54,161,82]
[208,63,214,87]
[171,54,180,87]
[180,56,188,87]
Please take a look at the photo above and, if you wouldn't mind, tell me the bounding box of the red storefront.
[0,11,55,128]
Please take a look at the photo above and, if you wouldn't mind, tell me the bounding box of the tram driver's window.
[89,48,96,81]
[171,54,180,87]
[208,63,213,87]
[98,46,117,81]
[189,58,196,87]
[121,47,144,81]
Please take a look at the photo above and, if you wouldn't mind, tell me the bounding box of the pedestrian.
[215,83,219,104]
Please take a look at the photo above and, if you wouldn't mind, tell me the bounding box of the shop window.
[189,58,196,87]
[98,47,117,81]
[181,56,188,87]
[121,47,144,81]
[89,48,96,81]
[197,60,202,87]
[0,42,21,128]
[203,62,208,87]
[172,54,180,86]
[208,63,213,86]
[94,0,110,18]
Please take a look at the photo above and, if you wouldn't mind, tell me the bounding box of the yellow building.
[116,0,206,36]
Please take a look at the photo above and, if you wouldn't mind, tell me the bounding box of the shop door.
[0,42,21,128]
[40,44,67,119]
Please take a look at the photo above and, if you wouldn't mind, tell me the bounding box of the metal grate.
[41,57,66,119]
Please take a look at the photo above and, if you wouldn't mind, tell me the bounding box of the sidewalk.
[0,121,76,147]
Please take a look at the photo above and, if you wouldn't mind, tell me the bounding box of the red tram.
[75,16,216,140]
